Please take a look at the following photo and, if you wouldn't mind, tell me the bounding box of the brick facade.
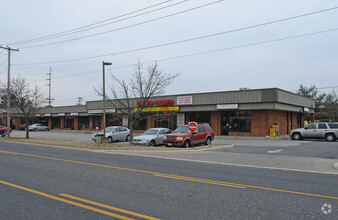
[211,110,303,137]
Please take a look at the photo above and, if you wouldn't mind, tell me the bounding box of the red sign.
[137,99,173,107]
[188,122,198,133]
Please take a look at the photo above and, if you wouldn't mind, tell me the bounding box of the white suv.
[290,122,338,142]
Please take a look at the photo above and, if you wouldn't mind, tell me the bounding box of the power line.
[6,0,188,46]
[14,5,338,65]
[28,27,338,82]
[19,0,224,49]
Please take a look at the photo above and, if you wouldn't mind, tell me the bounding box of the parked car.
[19,124,27,130]
[133,128,172,146]
[290,122,338,142]
[92,126,130,143]
[29,124,50,131]
[0,125,12,134]
[163,123,214,147]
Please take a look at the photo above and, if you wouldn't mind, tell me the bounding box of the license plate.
[168,143,172,146]
[133,140,138,144]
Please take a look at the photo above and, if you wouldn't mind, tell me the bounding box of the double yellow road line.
[0,179,159,220]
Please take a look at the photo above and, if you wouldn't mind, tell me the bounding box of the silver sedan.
[133,128,172,146]
[92,126,130,143]
[29,124,50,131]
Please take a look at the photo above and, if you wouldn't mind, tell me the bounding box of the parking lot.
[7,130,338,159]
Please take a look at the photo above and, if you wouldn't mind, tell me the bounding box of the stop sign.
[188,122,198,133]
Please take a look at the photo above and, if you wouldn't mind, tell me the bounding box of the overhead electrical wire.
[18,0,224,49]
[28,27,338,82]
[6,0,188,46]
[13,5,338,66]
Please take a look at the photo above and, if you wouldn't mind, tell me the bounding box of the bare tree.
[96,61,179,144]
[1,76,45,138]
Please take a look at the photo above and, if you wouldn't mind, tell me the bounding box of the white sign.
[122,118,128,126]
[217,104,238,110]
[303,107,309,112]
[35,114,40,117]
[70,112,79,116]
[44,113,51,117]
[177,113,185,126]
[88,109,115,114]
[58,113,65,116]
[177,96,192,105]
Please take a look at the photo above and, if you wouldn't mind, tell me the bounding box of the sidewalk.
[96,147,338,175]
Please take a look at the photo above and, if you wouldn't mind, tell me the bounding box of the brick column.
[60,117,64,129]
[210,111,220,136]
[310,113,315,123]
[47,118,52,129]
[147,113,154,129]
[74,117,79,130]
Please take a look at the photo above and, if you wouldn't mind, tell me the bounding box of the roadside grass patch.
[1,137,229,151]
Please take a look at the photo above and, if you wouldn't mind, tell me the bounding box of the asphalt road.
[0,142,337,219]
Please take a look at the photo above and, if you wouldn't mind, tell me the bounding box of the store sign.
[88,109,115,114]
[122,118,128,126]
[134,106,179,112]
[35,114,40,117]
[44,113,51,117]
[177,96,192,105]
[70,112,79,116]
[136,99,173,107]
[58,113,65,116]
[303,107,309,112]
[217,104,238,110]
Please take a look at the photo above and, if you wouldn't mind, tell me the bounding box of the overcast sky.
[1,0,337,106]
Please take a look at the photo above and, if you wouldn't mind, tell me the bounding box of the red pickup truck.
[163,123,214,148]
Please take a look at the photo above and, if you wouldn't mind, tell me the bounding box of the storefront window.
[133,118,147,130]
[64,116,75,129]
[185,112,210,124]
[93,116,101,129]
[51,118,60,128]
[154,112,177,130]
[107,115,123,126]
[221,111,251,135]
[78,116,89,129]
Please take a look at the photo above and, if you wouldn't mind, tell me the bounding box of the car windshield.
[104,127,115,132]
[174,126,189,133]
[144,129,158,135]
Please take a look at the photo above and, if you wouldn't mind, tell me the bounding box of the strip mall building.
[7,88,315,136]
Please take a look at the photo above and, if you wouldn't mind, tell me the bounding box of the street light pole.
[102,61,112,142]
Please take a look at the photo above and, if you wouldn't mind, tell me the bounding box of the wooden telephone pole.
[0,46,19,137]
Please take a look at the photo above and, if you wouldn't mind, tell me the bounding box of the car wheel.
[205,137,212,145]
[125,135,130,141]
[107,137,113,143]
[183,140,190,148]
[33,128,37,132]
[292,132,302,140]
[165,144,170,147]
[150,140,155,146]
[325,133,336,142]
[46,128,49,131]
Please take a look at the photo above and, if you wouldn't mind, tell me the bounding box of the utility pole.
[0,46,19,137]
[46,67,53,107]
[102,61,112,143]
